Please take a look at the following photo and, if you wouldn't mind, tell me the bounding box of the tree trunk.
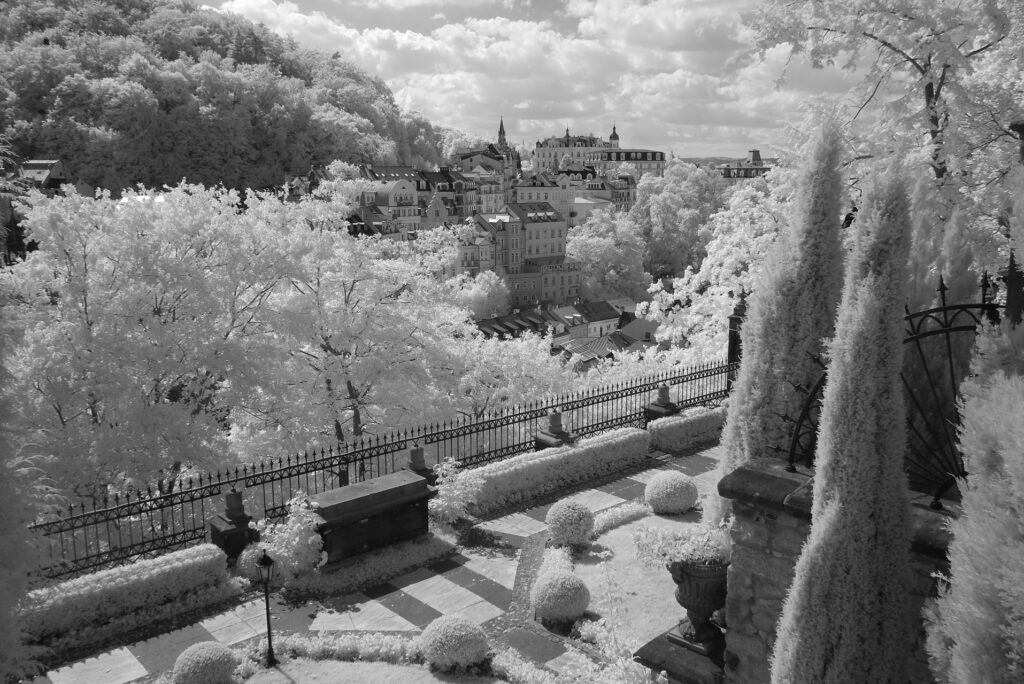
[346,379,363,437]
[323,377,346,442]
[924,81,948,180]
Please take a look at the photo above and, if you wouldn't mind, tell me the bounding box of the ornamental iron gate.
[786,274,1004,509]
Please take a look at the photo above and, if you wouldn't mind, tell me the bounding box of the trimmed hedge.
[457,427,651,518]
[648,406,726,453]
[19,544,241,650]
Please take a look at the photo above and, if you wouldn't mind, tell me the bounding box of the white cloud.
[216,0,854,156]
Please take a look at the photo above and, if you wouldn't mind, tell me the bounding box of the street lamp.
[255,549,277,667]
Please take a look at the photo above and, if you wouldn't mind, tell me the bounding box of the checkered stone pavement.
[39,445,724,683]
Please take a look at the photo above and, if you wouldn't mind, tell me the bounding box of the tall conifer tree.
[705,124,844,523]
[770,170,913,683]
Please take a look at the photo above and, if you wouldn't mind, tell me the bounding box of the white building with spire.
[532,125,620,174]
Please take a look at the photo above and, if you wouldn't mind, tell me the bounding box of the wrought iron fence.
[27,359,735,582]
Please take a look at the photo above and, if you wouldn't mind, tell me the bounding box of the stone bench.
[309,469,433,564]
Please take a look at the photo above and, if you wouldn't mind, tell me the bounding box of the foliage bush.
[419,615,491,671]
[545,500,595,547]
[632,523,732,567]
[644,471,699,514]
[531,571,591,623]
[427,458,483,526]
[924,371,1024,683]
[237,494,325,586]
[236,631,420,678]
[591,501,652,539]
[171,641,238,684]
[283,534,454,598]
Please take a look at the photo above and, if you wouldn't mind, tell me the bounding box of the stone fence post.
[208,487,255,564]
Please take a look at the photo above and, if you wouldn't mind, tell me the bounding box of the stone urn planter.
[666,559,729,659]
[632,522,732,664]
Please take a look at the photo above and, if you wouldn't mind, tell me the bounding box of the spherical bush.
[645,470,699,514]
[531,571,590,622]
[545,500,595,547]
[420,615,491,671]
[172,641,238,684]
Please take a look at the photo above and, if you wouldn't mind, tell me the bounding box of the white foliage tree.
[230,224,470,456]
[566,208,648,301]
[638,176,789,357]
[2,185,290,497]
[441,331,573,419]
[771,169,914,684]
[447,270,510,320]
[628,160,730,279]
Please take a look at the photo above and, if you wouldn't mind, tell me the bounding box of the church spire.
[498,116,507,147]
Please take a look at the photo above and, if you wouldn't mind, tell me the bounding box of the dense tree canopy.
[0,0,451,191]
[628,160,730,279]
[0,183,575,502]
[566,207,648,302]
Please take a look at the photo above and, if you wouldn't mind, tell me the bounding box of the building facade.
[717,150,773,180]
[454,202,581,307]
[533,126,620,174]
[587,148,666,178]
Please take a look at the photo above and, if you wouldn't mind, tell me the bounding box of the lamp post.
[255,549,277,667]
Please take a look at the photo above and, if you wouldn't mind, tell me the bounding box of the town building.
[533,126,619,174]
[717,149,773,180]
[587,148,666,178]
[2,159,91,263]
[455,202,582,307]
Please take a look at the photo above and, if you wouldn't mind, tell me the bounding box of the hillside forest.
[0,0,471,191]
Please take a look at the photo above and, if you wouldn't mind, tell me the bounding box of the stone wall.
[718,460,955,684]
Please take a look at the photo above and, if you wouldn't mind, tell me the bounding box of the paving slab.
[477,512,549,538]
[438,564,513,610]
[48,648,147,684]
[368,587,443,629]
[128,624,212,676]
[457,550,519,590]
[496,626,567,664]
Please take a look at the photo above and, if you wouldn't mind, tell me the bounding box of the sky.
[213,0,857,158]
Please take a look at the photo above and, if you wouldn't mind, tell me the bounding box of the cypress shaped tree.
[770,170,914,684]
[705,124,844,523]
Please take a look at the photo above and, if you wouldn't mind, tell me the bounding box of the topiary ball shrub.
[531,571,591,624]
[645,470,699,514]
[172,641,238,684]
[545,500,595,547]
[419,615,491,672]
